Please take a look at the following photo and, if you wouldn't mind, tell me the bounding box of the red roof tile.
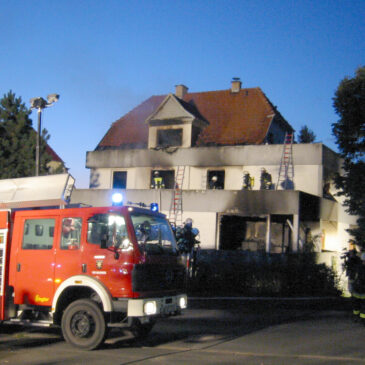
[98,95,165,149]
[45,144,63,163]
[30,128,64,163]
[97,87,291,149]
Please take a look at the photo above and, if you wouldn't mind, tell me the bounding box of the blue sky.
[1,0,364,187]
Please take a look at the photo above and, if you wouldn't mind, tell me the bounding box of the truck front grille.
[132,264,185,292]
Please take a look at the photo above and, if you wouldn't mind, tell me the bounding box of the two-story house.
[72,79,356,259]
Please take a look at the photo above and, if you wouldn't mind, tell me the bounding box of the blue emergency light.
[112,192,123,206]
[150,203,159,212]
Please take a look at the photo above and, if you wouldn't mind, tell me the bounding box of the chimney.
[231,77,242,93]
[175,84,188,99]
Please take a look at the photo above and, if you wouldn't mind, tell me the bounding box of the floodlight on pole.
[30,94,60,176]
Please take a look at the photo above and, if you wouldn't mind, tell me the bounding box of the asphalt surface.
[0,297,362,365]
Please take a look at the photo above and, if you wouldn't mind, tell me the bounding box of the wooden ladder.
[276,133,294,190]
[169,166,185,226]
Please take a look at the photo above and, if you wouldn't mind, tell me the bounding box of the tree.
[298,125,316,143]
[332,66,365,247]
[0,91,52,178]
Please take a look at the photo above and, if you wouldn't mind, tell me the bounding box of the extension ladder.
[276,133,294,190]
[169,166,185,226]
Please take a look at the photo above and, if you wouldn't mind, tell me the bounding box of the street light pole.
[30,94,60,176]
[35,108,42,176]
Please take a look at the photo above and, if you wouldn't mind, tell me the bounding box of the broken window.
[151,170,175,189]
[157,129,183,147]
[207,170,225,189]
[113,171,127,189]
[219,215,290,253]
[219,215,247,250]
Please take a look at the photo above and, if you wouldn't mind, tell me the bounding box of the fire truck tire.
[130,318,156,338]
[61,299,107,350]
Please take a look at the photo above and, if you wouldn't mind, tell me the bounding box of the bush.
[187,251,340,297]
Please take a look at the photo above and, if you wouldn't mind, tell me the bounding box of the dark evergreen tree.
[0,91,51,178]
[298,125,316,143]
[332,66,365,247]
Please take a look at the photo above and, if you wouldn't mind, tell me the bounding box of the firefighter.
[260,168,272,190]
[344,247,365,321]
[62,218,75,236]
[61,218,80,248]
[242,171,252,190]
[209,175,219,189]
[354,252,365,322]
[151,171,165,189]
[175,218,200,253]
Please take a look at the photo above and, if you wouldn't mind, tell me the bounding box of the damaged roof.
[96,86,292,150]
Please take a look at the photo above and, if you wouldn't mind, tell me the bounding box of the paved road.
[0,299,364,365]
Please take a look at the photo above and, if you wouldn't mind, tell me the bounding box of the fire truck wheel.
[61,299,107,350]
[130,318,155,338]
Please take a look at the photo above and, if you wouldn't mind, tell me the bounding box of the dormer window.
[157,128,183,147]
[146,93,209,149]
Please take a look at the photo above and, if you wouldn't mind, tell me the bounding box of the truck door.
[14,216,58,306]
[82,212,134,298]
[54,216,82,287]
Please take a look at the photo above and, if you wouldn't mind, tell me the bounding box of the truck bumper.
[127,294,187,317]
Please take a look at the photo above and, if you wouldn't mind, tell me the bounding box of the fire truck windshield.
[130,212,177,255]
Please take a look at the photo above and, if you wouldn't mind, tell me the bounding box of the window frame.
[22,218,55,250]
[157,128,183,147]
[112,171,127,189]
[60,217,82,250]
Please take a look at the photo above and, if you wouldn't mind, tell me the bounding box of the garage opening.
[219,215,291,253]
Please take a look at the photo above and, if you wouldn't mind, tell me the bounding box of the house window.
[207,170,225,189]
[157,129,182,147]
[113,171,127,189]
[151,170,175,189]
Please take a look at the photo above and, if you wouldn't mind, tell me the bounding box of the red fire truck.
[0,175,187,350]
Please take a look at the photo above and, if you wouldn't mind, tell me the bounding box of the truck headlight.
[179,296,187,309]
[144,301,157,315]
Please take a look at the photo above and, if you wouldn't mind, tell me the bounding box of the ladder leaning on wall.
[169,166,185,227]
[276,132,294,190]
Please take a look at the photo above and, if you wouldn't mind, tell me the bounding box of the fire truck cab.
[0,174,187,350]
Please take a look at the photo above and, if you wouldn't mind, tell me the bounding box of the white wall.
[90,168,111,188]
[160,209,218,249]
[92,163,326,197]
[91,168,152,189]
[294,165,322,196]
[189,167,206,190]
[87,144,352,254]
